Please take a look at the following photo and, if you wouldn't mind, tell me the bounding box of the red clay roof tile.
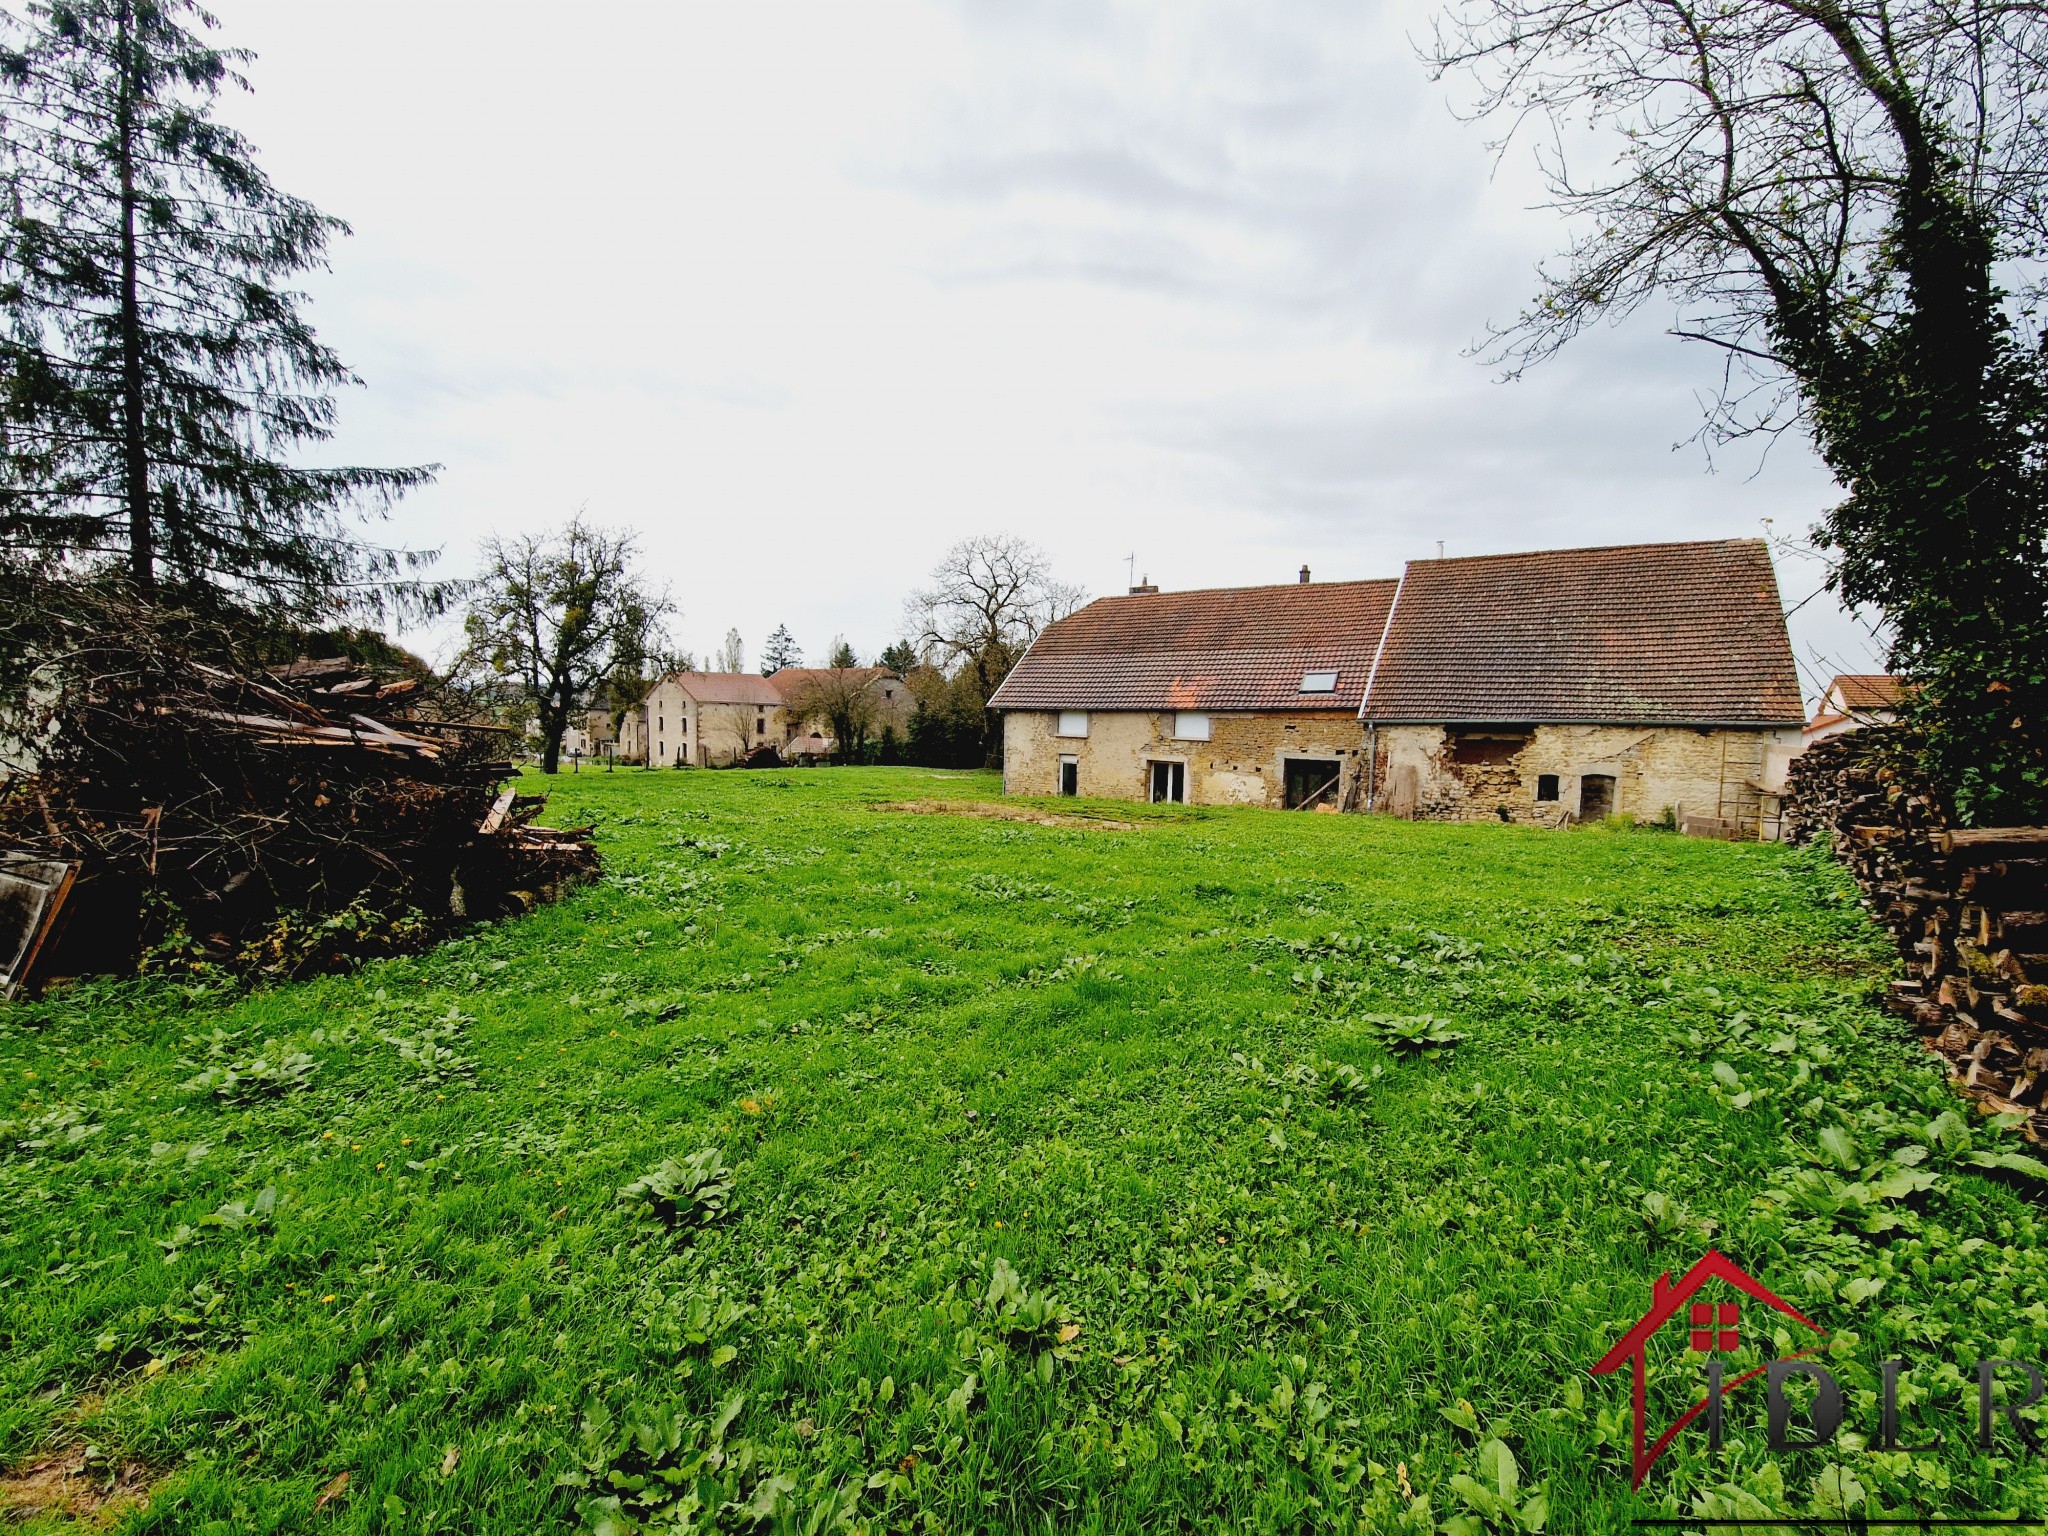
[1359,539,1802,725]
[1828,673,1904,711]
[989,579,1396,712]
[992,539,1802,725]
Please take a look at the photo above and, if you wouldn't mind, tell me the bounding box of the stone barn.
[1356,540,1804,833]
[993,538,1804,835]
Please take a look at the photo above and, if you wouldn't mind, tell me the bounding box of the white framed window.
[1148,760,1186,804]
[1173,712,1211,741]
[1300,671,1338,694]
[1056,711,1089,738]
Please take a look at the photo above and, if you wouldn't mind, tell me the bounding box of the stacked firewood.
[0,643,598,988]
[1785,732,2048,1138]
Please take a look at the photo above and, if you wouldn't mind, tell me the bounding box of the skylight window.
[1300,671,1338,694]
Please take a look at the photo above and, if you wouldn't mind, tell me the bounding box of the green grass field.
[5,766,2048,1534]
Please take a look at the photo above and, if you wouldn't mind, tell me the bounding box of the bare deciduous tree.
[459,518,672,775]
[781,665,881,764]
[716,629,746,674]
[908,536,1084,761]
[1428,0,2048,820]
[708,700,761,765]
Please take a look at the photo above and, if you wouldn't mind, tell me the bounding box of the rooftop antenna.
[1125,552,1137,589]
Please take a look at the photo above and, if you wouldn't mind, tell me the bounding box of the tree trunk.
[539,687,565,775]
[115,0,151,590]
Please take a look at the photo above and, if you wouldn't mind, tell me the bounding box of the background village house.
[994,539,1806,836]
[584,666,913,767]
[1803,673,1906,747]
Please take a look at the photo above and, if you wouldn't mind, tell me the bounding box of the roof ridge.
[1085,576,1398,604]
[1415,537,1765,567]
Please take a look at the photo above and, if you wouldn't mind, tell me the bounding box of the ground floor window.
[1535,773,1559,802]
[1282,757,1341,809]
[1149,759,1185,804]
[1058,755,1078,796]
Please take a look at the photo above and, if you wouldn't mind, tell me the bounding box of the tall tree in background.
[908,534,1083,766]
[716,628,744,674]
[459,518,672,775]
[826,636,857,669]
[0,0,436,617]
[759,623,800,674]
[1430,0,2048,822]
[781,663,878,764]
[878,639,916,677]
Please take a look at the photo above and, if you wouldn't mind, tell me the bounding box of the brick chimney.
[1129,573,1159,595]
[1299,564,1311,584]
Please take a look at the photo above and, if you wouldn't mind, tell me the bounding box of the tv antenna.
[1126,552,1137,589]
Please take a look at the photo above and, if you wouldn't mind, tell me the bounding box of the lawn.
[4,765,2048,1535]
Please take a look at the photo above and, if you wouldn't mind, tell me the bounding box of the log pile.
[0,644,597,989]
[1785,731,2048,1138]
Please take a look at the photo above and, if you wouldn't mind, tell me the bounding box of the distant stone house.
[631,673,785,766]
[1803,673,1905,746]
[992,539,1805,836]
[608,666,915,766]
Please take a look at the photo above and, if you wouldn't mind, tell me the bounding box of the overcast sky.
[209,0,1886,704]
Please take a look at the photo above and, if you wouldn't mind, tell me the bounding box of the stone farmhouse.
[991,538,1806,834]
[601,667,912,767]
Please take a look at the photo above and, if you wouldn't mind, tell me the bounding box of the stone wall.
[1001,710,1366,809]
[1368,722,1797,831]
[1002,708,1793,832]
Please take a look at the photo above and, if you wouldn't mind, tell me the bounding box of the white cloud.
[209,0,1884,698]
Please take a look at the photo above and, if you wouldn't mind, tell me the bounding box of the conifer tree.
[759,623,800,674]
[0,0,435,614]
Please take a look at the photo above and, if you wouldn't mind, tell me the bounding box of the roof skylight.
[1300,671,1338,693]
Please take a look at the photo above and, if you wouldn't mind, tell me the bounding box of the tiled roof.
[668,671,784,706]
[988,580,1396,712]
[1359,539,1802,725]
[1829,673,1904,711]
[766,667,891,701]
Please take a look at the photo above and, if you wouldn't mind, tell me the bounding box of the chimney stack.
[1128,573,1159,595]
[1298,564,1311,584]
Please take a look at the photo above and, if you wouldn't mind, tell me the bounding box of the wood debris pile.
[1785,731,2048,1138]
[0,648,596,990]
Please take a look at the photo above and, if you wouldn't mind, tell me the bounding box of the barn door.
[1284,758,1342,810]
[1579,773,1616,821]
